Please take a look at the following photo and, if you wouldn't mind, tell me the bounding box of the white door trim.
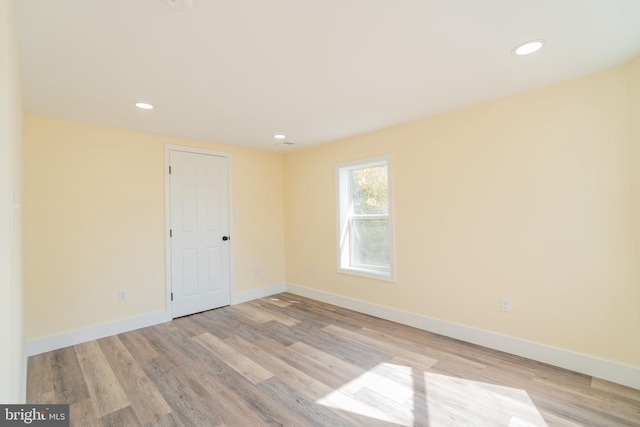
[164,144,234,317]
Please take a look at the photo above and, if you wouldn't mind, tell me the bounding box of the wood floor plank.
[141,327,279,426]
[228,301,298,325]
[197,308,266,342]
[258,377,356,427]
[192,332,274,384]
[325,408,402,427]
[97,335,172,424]
[288,341,366,385]
[226,302,275,323]
[225,334,384,427]
[354,386,415,426]
[96,406,140,427]
[223,335,329,398]
[531,371,640,424]
[538,410,585,427]
[255,337,349,393]
[480,357,538,382]
[252,298,313,322]
[26,352,54,404]
[295,325,391,369]
[74,341,130,418]
[140,411,185,427]
[170,315,209,337]
[251,316,304,347]
[230,303,278,326]
[283,298,372,331]
[260,295,295,307]
[245,300,302,326]
[50,346,90,405]
[272,303,336,331]
[141,357,228,427]
[26,292,640,427]
[525,391,633,427]
[591,377,640,402]
[323,324,438,369]
[318,362,417,426]
[69,399,97,427]
[359,326,487,371]
[116,330,159,363]
[270,322,390,370]
[162,333,315,427]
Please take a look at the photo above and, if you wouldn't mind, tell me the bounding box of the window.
[336,156,395,281]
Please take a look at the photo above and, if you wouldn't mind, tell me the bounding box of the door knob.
[222,236,230,241]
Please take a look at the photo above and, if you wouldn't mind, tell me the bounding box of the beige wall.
[24,116,285,340]
[284,63,640,367]
[0,0,26,403]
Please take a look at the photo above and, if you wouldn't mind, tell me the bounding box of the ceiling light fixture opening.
[166,0,194,11]
[135,102,154,110]
[273,134,286,140]
[513,40,545,56]
[274,141,295,148]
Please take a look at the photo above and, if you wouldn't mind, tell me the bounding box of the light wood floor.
[27,293,640,426]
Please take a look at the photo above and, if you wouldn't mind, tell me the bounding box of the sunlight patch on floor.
[317,363,415,426]
[317,363,549,426]
[424,372,548,426]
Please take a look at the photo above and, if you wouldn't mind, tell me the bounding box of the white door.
[169,149,231,318]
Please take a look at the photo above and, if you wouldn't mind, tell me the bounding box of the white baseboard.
[285,283,640,390]
[25,284,287,356]
[26,310,171,357]
[231,283,286,305]
[26,282,639,391]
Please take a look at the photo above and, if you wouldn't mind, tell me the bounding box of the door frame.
[164,144,234,318]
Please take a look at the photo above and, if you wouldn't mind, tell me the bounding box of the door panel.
[169,150,230,318]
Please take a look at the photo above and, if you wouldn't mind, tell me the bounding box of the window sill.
[338,266,395,282]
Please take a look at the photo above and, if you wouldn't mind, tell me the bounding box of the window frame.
[336,156,396,282]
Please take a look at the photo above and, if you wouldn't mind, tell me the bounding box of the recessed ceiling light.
[513,40,545,56]
[273,134,286,140]
[135,102,154,110]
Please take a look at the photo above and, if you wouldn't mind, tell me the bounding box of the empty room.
[2,0,640,425]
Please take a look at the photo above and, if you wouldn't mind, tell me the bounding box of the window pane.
[351,218,389,267]
[351,166,388,215]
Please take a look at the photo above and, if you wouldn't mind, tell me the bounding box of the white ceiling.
[16,0,640,151]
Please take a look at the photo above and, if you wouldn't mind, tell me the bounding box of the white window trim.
[336,155,396,282]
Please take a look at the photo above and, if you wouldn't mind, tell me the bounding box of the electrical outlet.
[253,267,260,276]
[310,267,316,276]
[501,298,511,313]
[119,290,127,301]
